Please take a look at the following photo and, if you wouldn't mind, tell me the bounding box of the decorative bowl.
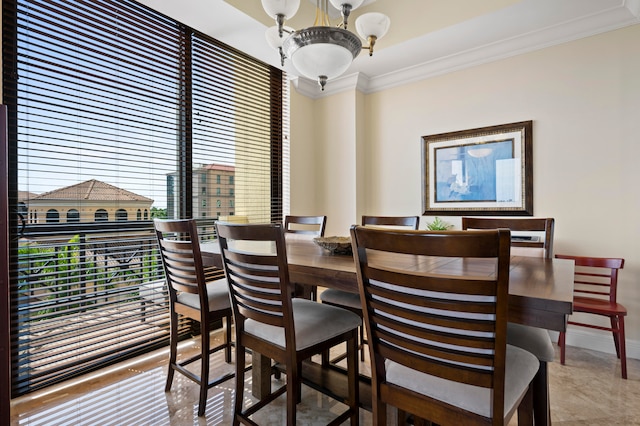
[313,236,352,255]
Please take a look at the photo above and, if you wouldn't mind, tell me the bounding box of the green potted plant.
[425,217,453,230]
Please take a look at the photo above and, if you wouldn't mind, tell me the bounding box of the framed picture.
[422,121,533,216]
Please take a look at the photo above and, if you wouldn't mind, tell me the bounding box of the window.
[216,175,221,184]
[230,189,234,196]
[202,199,207,207]
[216,188,221,195]
[67,209,80,223]
[94,209,109,222]
[216,200,221,208]
[3,0,287,397]
[230,200,234,208]
[229,176,234,184]
[115,209,128,221]
[200,173,206,183]
[46,209,59,223]
[136,209,142,220]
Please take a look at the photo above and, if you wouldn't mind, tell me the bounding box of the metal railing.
[11,218,219,395]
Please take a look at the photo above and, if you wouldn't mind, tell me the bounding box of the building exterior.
[24,179,154,223]
[167,164,236,220]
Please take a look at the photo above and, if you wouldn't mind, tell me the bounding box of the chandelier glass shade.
[262,0,390,90]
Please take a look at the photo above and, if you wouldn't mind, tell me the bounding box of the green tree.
[151,207,167,219]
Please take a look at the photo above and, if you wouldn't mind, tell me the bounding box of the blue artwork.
[434,140,514,203]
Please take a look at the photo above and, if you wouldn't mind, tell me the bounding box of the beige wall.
[290,24,640,357]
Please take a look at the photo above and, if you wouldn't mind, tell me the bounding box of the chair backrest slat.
[352,226,511,399]
[362,215,420,230]
[462,217,555,259]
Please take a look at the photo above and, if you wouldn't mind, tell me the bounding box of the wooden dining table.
[201,234,574,413]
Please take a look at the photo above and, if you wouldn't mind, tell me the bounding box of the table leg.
[251,351,272,399]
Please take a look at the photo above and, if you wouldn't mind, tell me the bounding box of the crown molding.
[292,2,640,99]
[291,73,365,99]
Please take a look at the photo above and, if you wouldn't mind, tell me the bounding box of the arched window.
[95,209,108,222]
[115,209,128,221]
[67,209,80,223]
[143,209,149,220]
[46,209,59,223]
[137,209,142,220]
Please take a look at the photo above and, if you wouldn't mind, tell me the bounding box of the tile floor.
[10,330,640,425]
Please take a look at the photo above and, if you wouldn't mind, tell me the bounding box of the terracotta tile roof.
[18,191,37,201]
[30,179,153,202]
[201,164,235,172]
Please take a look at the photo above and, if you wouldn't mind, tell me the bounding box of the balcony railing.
[12,219,220,396]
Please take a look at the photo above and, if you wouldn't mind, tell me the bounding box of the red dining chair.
[554,254,627,379]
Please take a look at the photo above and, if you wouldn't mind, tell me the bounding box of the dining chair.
[284,215,326,300]
[284,215,327,236]
[320,215,419,363]
[154,219,234,417]
[351,225,538,425]
[215,222,361,425]
[554,254,627,379]
[462,217,556,426]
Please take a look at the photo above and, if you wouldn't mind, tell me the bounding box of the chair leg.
[198,323,210,417]
[618,316,627,379]
[533,361,551,426]
[611,316,621,359]
[225,315,232,363]
[234,344,246,426]
[359,326,365,362]
[517,384,535,426]
[373,400,387,425]
[559,331,566,365]
[286,362,299,424]
[347,332,359,425]
[165,309,178,392]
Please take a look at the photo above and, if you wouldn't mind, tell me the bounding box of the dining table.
[200,233,574,415]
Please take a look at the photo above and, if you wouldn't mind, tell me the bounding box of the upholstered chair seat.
[507,323,555,363]
[386,344,538,419]
[176,278,231,311]
[246,298,361,350]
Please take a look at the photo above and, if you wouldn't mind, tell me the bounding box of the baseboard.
[548,328,640,360]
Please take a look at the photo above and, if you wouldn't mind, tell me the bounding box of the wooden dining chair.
[361,215,420,229]
[284,215,326,300]
[154,219,234,417]
[462,217,556,426]
[554,254,627,379]
[284,215,327,236]
[351,225,538,425]
[215,222,361,425]
[320,215,419,363]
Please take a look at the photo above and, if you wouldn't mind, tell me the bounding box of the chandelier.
[262,0,390,91]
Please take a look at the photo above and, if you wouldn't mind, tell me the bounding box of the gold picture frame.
[422,121,533,216]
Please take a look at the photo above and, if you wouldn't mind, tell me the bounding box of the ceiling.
[137,0,640,97]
